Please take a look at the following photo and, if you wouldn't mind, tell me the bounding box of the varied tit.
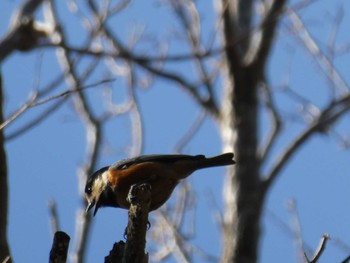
[85,153,235,216]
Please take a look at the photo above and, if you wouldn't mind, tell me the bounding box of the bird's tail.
[197,153,235,169]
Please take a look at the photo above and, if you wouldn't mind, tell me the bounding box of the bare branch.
[0,92,37,130]
[49,231,70,263]
[85,0,219,117]
[287,199,307,263]
[3,1,350,263]
[5,100,63,141]
[0,0,52,61]
[258,81,282,162]
[287,9,350,96]
[48,199,60,237]
[154,208,218,263]
[57,55,101,263]
[173,111,206,153]
[0,78,112,131]
[264,93,350,188]
[266,209,315,257]
[154,211,192,263]
[127,67,144,157]
[46,2,104,261]
[105,183,151,263]
[303,234,330,263]
[39,42,220,63]
[341,255,350,263]
[123,183,151,263]
[169,0,219,114]
[250,0,287,70]
[35,78,114,107]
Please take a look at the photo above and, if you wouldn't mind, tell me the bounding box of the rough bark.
[105,184,150,263]
[220,62,263,263]
[219,0,287,262]
[49,231,71,263]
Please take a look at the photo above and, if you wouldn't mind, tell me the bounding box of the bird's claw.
[127,183,151,204]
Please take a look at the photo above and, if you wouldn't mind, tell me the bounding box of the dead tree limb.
[105,183,151,263]
[303,234,330,263]
[0,0,50,61]
[49,231,71,263]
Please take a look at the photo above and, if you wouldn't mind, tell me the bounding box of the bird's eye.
[86,187,92,194]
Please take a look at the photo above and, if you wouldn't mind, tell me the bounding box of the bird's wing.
[110,154,205,170]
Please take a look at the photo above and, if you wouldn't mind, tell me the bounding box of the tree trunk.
[218,0,287,261]
[219,2,263,261]
[220,64,264,263]
[0,69,12,263]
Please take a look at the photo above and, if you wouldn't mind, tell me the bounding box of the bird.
[85,153,235,216]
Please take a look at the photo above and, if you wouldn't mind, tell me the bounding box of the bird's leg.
[123,182,152,239]
[122,183,151,262]
[124,182,152,240]
[125,180,153,233]
[123,228,127,240]
[127,182,152,204]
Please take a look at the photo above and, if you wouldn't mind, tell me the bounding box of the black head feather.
[85,166,109,196]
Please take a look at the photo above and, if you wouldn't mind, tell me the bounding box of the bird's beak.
[86,200,95,213]
[86,199,101,216]
[93,204,100,216]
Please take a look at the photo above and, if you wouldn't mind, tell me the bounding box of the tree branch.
[0,0,50,61]
[287,199,307,262]
[287,9,349,95]
[0,78,112,131]
[123,183,151,263]
[303,234,330,263]
[169,1,219,115]
[250,0,287,71]
[105,183,151,263]
[173,111,206,153]
[264,95,350,188]
[86,0,219,117]
[48,199,60,237]
[49,231,71,263]
[258,81,282,162]
[43,2,109,262]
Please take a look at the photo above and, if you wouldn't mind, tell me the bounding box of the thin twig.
[264,94,350,188]
[173,111,206,153]
[31,78,114,107]
[5,100,63,141]
[0,92,37,130]
[0,0,47,61]
[258,81,282,162]
[48,2,103,261]
[287,9,349,95]
[125,62,143,157]
[287,199,307,263]
[0,78,113,131]
[48,198,60,237]
[304,234,330,263]
[341,255,350,263]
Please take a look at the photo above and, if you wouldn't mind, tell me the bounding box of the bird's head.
[85,166,112,216]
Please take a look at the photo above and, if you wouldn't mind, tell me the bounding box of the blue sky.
[1,1,350,262]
